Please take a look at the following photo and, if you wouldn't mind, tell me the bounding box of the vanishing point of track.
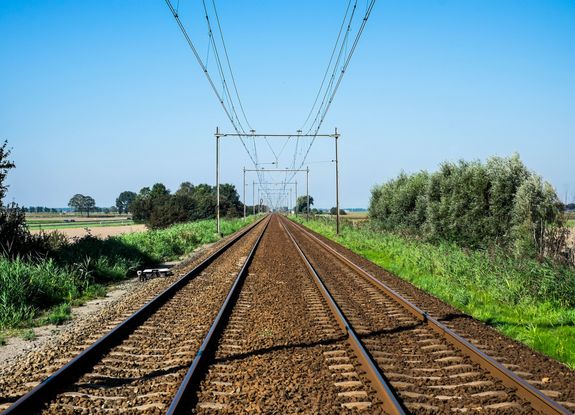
[1,214,574,414]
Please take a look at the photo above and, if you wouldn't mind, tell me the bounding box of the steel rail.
[166,217,270,414]
[284,217,572,415]
[280,220,407,415]
[2,216,268,415]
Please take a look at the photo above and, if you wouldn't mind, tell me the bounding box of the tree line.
[369,154,570,262]
[127,182,244,229]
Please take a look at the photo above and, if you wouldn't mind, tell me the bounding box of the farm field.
[292,216,575,368]
[341,211,368,219]
[26,214,133,231]
[27,214,140,239]
[32,224,147,239]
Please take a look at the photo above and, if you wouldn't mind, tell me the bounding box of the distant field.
[26,215,132,230]
[37,224,147,239]
[25,213,125,219]
[344,211,368,219]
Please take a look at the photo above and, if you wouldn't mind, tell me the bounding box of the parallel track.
[282,216,573,414]
[2,216,269,415]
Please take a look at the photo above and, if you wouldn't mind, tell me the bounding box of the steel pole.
[295,181,298,217]
[252,181,255,215]
[243,167,246,219]
[215,127,221,234]
[335,127,340,235]
[306,167,310,219]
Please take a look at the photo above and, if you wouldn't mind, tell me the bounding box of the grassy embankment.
[292,216,575,369]
[0,217,257,338]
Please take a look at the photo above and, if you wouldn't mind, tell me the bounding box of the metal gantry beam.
[215,128,340,233]
[245,168,309,218]
[222,133,336,138]
[256,187,294,212]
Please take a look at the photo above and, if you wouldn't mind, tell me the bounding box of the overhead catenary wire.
[203,0,279,199]
[202,0,247,134]
[165,0,277,201]
[210,0,253,132]
[291,0,377,180]
[166,1,377,205]
[299,0,354,133]
[164,0,257,165]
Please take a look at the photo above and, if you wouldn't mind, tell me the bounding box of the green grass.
[0,216,258,333]
[21,329,36,341]
[119,217,256,262]
[292,216,575,369]
[39,303,72,326]
[567,220,575,228]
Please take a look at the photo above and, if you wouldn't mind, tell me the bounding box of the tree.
[512,175,563,258]
[296,195,314,213]
[330,207,347,215]
[68,194,96,216]
[68,194,86,214]
[116,191,137,214]
[131,181,242,229]
[368,154,568,260]
[219,183,242,217]
[0,141,16,205]
[0,141,32,257]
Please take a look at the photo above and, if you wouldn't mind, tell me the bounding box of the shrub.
[369,154,569,260]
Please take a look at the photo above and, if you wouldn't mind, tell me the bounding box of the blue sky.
[1,0,574,209]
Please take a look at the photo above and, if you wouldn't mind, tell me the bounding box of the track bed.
[1,214,573,414]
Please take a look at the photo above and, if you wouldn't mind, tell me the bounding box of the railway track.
[1,216,270,414]
[280,215,575,414]
[1,213,574,414]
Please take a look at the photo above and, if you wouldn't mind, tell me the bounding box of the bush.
[369,155,568,260]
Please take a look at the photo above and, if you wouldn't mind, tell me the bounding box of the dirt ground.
[30,224,147,239]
